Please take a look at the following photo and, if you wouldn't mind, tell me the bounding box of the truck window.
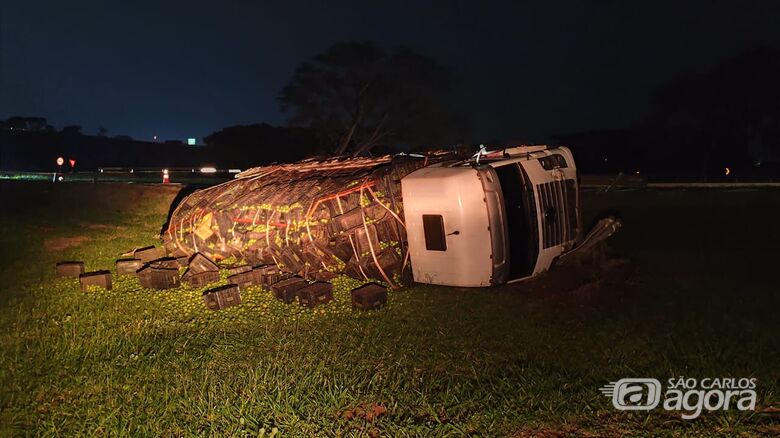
[422,214,447,251]
[538,154,568,170]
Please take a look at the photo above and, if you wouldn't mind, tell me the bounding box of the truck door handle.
[447,230,460,236]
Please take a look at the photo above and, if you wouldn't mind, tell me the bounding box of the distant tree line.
[3,43,780,177]
[559,47,780,178]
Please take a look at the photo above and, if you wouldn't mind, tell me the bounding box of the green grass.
[0,181,778,436]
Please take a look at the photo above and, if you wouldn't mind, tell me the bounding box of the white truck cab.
[401,145,580,287]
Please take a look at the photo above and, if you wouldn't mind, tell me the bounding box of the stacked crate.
[181,252,220,288]
[163,154,456,288]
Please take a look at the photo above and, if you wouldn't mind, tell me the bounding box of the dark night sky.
[2,0,780,144]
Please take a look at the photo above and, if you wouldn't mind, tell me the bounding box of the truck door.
[492,162,539,280]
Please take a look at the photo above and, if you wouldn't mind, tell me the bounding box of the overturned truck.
[164,145,581,288]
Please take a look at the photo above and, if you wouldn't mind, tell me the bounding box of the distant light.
[153,135,158,141]
[99,168,104,173]
[130,169,134,173]
[56,156,64,166]
[635,170,640,175]
[69,159,76,168]
[200,167,217,174]
[725,167,731,176]
[163,168,169,175]
[57,176,63,182]
[228,169,242,174]
[187,138,196,145]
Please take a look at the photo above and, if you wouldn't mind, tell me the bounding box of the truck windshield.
[494,163,539,279]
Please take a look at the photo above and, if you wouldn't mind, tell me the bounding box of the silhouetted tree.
[204,123,319,164]
[279,41,464,156]
[6,116,48,131]
[60,125,83,136]
[652,47,780,175]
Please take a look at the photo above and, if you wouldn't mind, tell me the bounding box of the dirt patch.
[338,403,388,422]
[510,258,637,308]
[44,236,90,251]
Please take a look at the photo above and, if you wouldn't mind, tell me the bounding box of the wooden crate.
[344,258,365,280]
[227,265,252,275]
[253,264,278,275]
[297,281,333,309]
[137,266,180,289]
[361,248,402,281]
[187,252,219,273]
[279,246,305,272]
[115,258,143,275]
[353,223,380,255]
[327,204,386,234]
[228,269,264,289]
[374,217,401,242]
[203,284,242,310]
[258,266,291,287]
[79,270,112,291]
[56,261,84,278]
[351,283,387,310]
[149,257,180,269]
[328,237,355,262]
[133,246,166,263]
[271,277,308,304]
[313,271,338,282]
[181,269,220,288]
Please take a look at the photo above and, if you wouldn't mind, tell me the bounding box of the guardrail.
[0,170,234,184]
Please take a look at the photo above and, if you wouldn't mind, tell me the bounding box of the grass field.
[0,181,778,436]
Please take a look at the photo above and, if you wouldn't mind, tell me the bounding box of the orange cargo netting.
[163,153,455,288]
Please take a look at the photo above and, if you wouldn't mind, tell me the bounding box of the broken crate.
[79,270,112,291]
[203,284,242,310]
[297,281,333,309]
[351,282,388,310]
[56,261,84,278]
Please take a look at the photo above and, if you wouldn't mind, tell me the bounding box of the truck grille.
[537,179,578,249]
